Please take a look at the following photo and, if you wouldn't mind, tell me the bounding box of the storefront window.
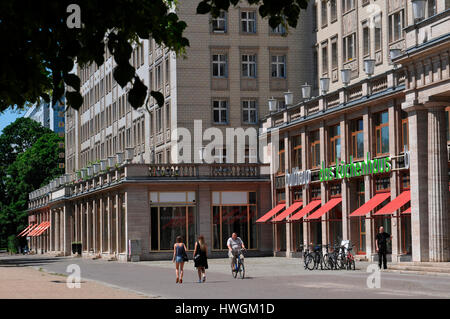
[212,191,257,250]
[102,199,108,252]
[351,118,364,160]
[310,130,320,168]
[150,206,196,251]
[292,188,303,202]
[310,185,322,245]
[329,125,341,164]
[375,175,390,192]
[375,111,389,156]
[356,181,366,253]
[291,135,302,169]
[400,173,411,254]
[446,107,450,141]
[120,194,126,253]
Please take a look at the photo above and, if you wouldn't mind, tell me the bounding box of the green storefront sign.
[319,153,391,182]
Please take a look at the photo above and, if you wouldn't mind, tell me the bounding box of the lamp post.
[411,0,426,22]
[364,59,375,78]
[284,90,294,106]
[268,97,277,112]
[301,83,311,100]
[319,77,330,95]
[341,69,351,86]
[389,48,402,69]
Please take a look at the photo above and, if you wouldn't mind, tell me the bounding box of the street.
[1,254,449,299]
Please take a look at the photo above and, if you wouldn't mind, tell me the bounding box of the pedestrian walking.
[193,235,208,283]
[172,236,187,283]
[375,226,392,270]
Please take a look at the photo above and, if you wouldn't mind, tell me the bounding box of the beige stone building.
[259,0,450,262]
[25,2,314,261]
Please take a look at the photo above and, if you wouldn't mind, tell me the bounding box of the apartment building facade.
[259,0,450,262]
[25,2,315,260]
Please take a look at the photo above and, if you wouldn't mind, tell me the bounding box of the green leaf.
[66,91,83,110]
[128,77,148,109]
[113,64,135,88]
[197,1,212,14]
[64,74,81,91]
[151,91,165,108]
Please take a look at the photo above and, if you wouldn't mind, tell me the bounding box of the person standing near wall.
[375,226,392,270]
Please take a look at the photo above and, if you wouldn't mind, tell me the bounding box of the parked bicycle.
[300,241,356,271]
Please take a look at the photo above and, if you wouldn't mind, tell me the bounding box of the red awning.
[305,198,343,220]
[33,221,51,236]
[373,190,411,215]
[28,222,48,237]
[17,224,35,237]
[349,192,391,217]
[256,204,285,223]
[402,207,411,214]
[20,224,38,237]
[272,202,303,222]
[289,200,322,221]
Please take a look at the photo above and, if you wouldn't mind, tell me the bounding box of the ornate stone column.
[427,105,449,262]
[284,132,292,257]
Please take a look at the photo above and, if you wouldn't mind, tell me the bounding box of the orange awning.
[33,221,51,236]
[256,204,285,223]
[305,198,342,220]
[28,222,48,237]
[20,224,38,237]
[349,192,391,217]
[289,200,322,221]
[373,191,411,215]
[17,224,35,237]
[272,202,303,222]
[402,207,411,214]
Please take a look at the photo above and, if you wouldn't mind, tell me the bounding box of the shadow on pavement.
[0,256,62,267]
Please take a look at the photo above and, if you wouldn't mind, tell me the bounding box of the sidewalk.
[0,263,148,299]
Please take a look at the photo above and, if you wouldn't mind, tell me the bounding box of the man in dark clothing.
[375,226,391,269]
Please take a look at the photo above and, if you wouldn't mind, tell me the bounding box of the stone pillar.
[427,106,449,261]
[319,122,328,248]
[107,195,112,253]
[363,108,375,259]
[301,129,310,247]
[115,193,120,255]
[404,106,429,261]
[55,210,60,251]
[49,210,54,251]
[388,102,401,262]
[92,199,97,253]
[284,132,293,257]
[80,202,85,252]
[340,116,350,241]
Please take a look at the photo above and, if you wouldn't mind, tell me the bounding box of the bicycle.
[345,244,356,270]
[322,244,334,270]
[312,244,326,270]
[299,244,315,270]
[231,248,246,279]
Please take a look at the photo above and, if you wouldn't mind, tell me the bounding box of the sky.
[0,107,26,134]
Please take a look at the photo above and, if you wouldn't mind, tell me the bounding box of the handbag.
[193,242,201,261]
[182,249,189,262]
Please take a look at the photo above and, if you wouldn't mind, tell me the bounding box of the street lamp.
[364,59,375,78]
[301,83,311,100]
[268,97,277,112]
[389,48,402,68]
[411,0,426,22]
[284,90,294,106]
[341,69,351,86]
[320,77,330,95]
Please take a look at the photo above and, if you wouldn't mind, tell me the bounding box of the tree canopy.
[0,0,308,113]
[0,119,63,247]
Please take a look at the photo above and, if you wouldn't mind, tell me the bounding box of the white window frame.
[212,54,227,78]
[213,100,228,124]
[212,11,227,32]
[389,10,404,43]
[242,100,258,124]
[271,55,286,78]
[343,33,356,62]
[241,11,256,33]
[242,54,257,78]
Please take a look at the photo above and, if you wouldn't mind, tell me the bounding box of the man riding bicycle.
[227,232,246,272]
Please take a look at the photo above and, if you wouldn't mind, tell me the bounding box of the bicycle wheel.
[239,261,245,279]
[349,258,356,270]
[323,254,333,270]
[232,261,238,278]
[305,254,315,270]
[337,254,346,270]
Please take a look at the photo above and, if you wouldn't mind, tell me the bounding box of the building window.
[242,54,257,78]
[271,24,286,35]
[151,206,196,251]
[321,43,328,75]
[389,10,404,43]
[446,107,450,141]
[241,11,256,33]
[313,4,318,30]
[242,100,257,124]
[212,54,227,78]
[343,33,356,62]
[330,0,337,22]
[401,111,409,152]
[331,38,338,70]
[212,11,227,32]
[427,0,436,18]
[155,63,162,90]
[342,0,355,13]
[375,111,389,156]
[213,100,228,124]
[278,139,285,175]
[351,118,364,160]
[313,49,319,89]
[212,191,257,250]
[375,15,382,52]
[329,125,341,165]
[321,0,328,27]
[362,21,370,57]
[310,130,320,169]
[271,55,286,78]
[291,135,302,169]
[156,107,163,133]
[213,146,227,163]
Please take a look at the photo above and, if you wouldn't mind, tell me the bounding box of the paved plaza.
[0,254,449,299]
